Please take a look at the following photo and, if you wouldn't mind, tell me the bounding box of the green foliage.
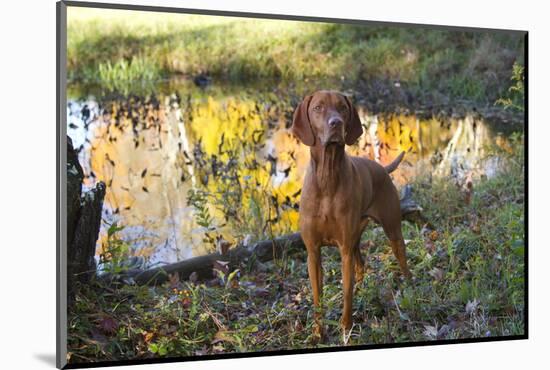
[496,62,525,111]
[96,56,161,94]
[186,188,214,230]
[98,222,131,274]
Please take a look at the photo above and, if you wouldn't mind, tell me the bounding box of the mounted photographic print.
[56,1,527,368]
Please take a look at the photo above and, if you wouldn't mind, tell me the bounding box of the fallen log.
[111,185,425,286]
[124,232,305,285]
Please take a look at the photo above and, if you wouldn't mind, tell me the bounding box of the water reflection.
[67,84,516,267]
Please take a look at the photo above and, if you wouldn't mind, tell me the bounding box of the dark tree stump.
[400,184,426,224]
[66,136,106,296]
[67,137,83,247]
[68,182,105,283]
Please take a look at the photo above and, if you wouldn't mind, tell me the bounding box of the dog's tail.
[384,151,405,174]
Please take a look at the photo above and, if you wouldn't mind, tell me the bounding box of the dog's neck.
[310,142,347,195]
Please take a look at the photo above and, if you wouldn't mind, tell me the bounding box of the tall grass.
[96,56,161,93]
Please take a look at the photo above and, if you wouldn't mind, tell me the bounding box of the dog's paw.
[402,270,413,282]
[339,317,353,334]
[311,323,325,344]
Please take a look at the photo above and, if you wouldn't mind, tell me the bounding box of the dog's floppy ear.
[290,95,315,146]
[344,95,363,145]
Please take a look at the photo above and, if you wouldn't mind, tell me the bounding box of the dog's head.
[290,90,363,147]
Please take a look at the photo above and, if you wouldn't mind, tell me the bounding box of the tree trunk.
[67,136,106,296]
[67,137,83,248]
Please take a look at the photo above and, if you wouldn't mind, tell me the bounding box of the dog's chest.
[300,190,350,240]
[315,196,341,221]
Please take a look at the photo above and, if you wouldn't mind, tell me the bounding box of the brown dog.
[290,90,412,340]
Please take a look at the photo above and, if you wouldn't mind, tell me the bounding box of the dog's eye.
[313,105,322,112]
[338,105,348,112]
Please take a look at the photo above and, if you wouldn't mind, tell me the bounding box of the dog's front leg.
[340,244,354,336]
[305,242,323,340]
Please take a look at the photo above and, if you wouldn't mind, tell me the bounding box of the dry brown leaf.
[142,331,154,344]
[98,316,118,334]
[168,272,180,289]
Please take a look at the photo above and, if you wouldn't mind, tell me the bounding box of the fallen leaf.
[423,325,438,339]
[253,287,270,297]
[429,267,444,282]
[159,325,178,336]
[465,299,480,315]
[213,260,230,274]
[211,343,225,353]
[98,316,118,334]
[243,234,253,247]
[470,222,481,234]
[181,297,192,308]
[142,331,154,344]
[189,271,198,283]
[216,236,232,255]
[360,240,374,250]
[168,272,180,289]
[195,346,208,356]
[437,324,450,339]
[425,239,436,253]
[89,328,108,349]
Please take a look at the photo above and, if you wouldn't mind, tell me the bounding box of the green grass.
[96,56,161,93]
[67,133,524,363]
[68,8,524,105]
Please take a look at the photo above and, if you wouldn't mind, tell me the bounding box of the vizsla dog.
[290,90,412,340]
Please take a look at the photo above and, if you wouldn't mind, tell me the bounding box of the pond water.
[67,80,521,268]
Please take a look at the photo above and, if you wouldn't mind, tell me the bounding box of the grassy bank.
[68,8,524,106]
[67,134,524,363]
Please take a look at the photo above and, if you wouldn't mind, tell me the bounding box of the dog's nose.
[328,117,343,128]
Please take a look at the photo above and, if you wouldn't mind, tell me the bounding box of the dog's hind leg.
[353,244,365,284]
[371,180,412,280]
[389,238,412,279]
[381,220,412,279]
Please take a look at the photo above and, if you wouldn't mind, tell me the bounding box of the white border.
[2,0,546,369]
